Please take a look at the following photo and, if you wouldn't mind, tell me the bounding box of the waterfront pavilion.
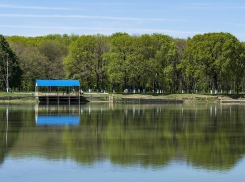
[35,79,80,94]
[35,80,81,104]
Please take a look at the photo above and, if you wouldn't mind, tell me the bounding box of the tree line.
[1,32,245,94]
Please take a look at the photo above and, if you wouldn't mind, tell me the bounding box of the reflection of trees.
[2,104,245,171]
[180,105,245,171]
[64,104,245,170]
[0,106,25,166]
[0,112,6,165]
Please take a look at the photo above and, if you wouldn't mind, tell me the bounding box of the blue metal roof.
[36,115,80,126]
[36,80,80,87]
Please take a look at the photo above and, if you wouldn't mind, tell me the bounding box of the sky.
[0,0,245,41]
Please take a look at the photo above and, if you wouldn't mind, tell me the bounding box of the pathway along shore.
[0,93,244,104]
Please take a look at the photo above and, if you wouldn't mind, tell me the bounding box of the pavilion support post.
[78,86,80,105]
[69,90,70,105]
[58,87,59,105]
[46,96,49,105]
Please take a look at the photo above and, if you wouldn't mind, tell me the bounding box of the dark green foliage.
[63,35,97,89]
[38,40,68,79]
[103,33,178,92]
[4,32,245,94]
[0,35,21,90]
[179,33,245,94]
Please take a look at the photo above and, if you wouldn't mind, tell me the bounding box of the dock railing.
[35,92,80,97]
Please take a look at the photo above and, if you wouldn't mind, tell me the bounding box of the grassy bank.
[83,93,235,99]
[0,92,37,103]
[0,92,35,97]
[84,93,243,103]
[0,92,243,104]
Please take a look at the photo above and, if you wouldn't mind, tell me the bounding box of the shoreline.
[0,94,244,104]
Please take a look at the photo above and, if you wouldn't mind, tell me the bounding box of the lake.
[0,103,245,182]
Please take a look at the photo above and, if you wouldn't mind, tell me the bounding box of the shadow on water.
[1,103,245,171]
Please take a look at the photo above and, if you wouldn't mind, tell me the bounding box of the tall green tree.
[179,33,245,94]
[10,42,47,90]
[63,35,97,89]
[38,40,68,79]
[131,34,158,91]
[174,38,187,92]
[131,34,178,92]
[0,35,21,91]
[94,34,110,90]
[153,34,179,93]
[221,37,245,94]
[103,33,134,91]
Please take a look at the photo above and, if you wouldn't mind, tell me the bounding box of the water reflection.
[0,105,24,166]
[35,105,80,126]
[0,103,245,172]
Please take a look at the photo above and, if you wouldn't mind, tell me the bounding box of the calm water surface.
[0,103,245,182]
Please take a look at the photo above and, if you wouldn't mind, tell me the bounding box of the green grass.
[0,91,34,97]
[0,91,240,99]
[109,93,216,99]
[85,93,245,102]
[0,91,243,104]
[0,92,37,103]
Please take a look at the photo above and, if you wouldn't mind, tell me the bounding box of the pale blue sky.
[1,0,245,40]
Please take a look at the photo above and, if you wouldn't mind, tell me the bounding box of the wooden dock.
[35,93,81,104]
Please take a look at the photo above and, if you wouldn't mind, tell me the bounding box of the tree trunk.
[236,83,239,95]
[213,73,218,91]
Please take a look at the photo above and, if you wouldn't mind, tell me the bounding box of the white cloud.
[224,22,245,27]
[0,14,188,22]
[0,25,202,35]
[180,2,245,10]
[0,4,73,10]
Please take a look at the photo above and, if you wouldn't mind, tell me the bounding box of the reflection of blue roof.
[36,115,80,126]
[36,80,80,87]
